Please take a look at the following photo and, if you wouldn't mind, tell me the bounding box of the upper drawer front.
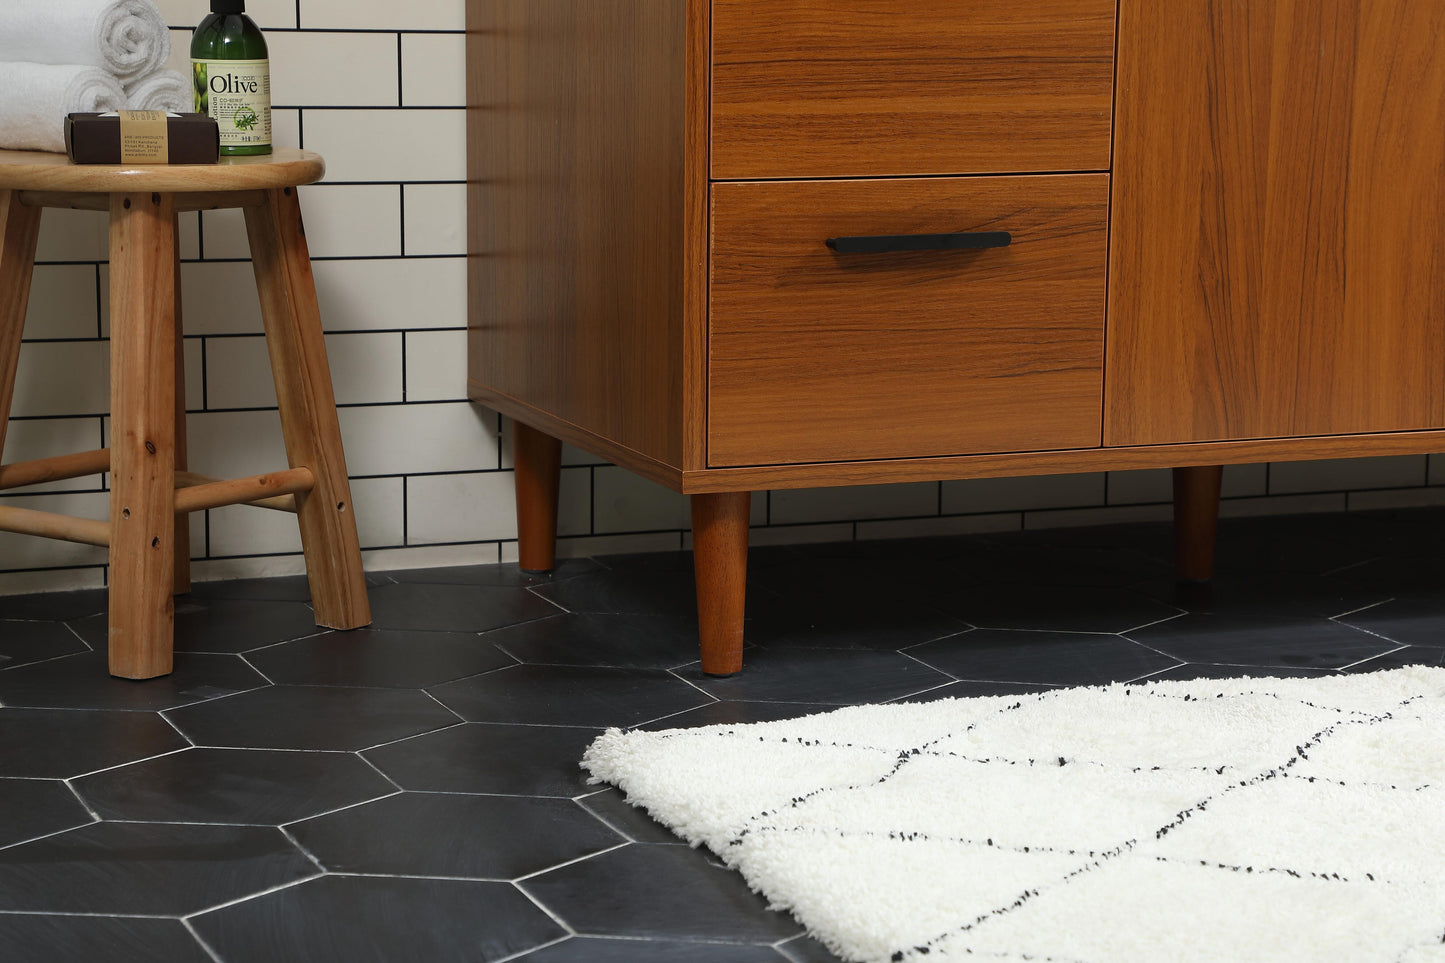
[708,175,1109,468]
[711,0,1116,180]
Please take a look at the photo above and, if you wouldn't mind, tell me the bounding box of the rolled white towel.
[0,62,127,153]
[0,0,171,84]
[126,70,192,112]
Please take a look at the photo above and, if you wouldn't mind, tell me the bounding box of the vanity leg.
[513,420,562,573]
[1173,465,1223,581]
[691,491,750,676]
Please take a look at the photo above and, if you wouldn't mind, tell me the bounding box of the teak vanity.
[466,1,1445,674]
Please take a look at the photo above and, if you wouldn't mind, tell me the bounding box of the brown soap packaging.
[65,112,220,165]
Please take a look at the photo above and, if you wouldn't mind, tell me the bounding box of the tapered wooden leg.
[691,491,750,676]
[0,191,42,461]
[513,420,562,572]
[245,187,370,630]
[1173,465,1223,582]
[108,192,177,679]
[171,216,190,595]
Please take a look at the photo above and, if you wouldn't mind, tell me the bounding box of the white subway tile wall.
[5,0,1445,594]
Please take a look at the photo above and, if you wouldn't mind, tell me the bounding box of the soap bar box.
[65,112,220,165]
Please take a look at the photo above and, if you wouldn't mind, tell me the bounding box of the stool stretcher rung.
[0,449,111,491]
[173,468,313,514]
[0,506,109,546]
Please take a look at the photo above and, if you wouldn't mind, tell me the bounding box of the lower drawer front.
[708,175,1109,467]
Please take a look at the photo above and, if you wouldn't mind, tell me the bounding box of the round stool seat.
[0,148,325,193]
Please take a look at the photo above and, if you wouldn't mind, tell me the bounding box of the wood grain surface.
[1107,0,1445,445]
[466,0,701,470]
[691,491,750,676]
[711,0,1115,179]
[681,428,1445,494]
[245,187,370,632]
[708,175,1109,467]
[0,148,324,193]
[107,191,177,679]
[0,190,40,467]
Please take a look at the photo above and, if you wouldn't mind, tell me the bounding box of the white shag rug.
[582,667,1445,963]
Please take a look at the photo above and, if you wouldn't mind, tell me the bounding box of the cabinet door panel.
[1106,0,1445,446]
[709,176,1108,467]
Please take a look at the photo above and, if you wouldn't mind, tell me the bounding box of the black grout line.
[397,33,405,106]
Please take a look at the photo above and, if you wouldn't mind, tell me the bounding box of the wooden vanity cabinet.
[466,0,1445,675]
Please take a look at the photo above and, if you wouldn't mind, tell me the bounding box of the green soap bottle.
[191,0,271,156]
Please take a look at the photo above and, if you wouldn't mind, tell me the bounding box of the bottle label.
[192,58,271,148]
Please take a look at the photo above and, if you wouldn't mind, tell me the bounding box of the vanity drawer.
[710,0,1116,180]
[708,175,1109,467]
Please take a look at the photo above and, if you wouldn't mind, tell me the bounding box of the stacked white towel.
[0,0,171,84]
[0,62,126,152]
[0,0,184,153]
[125,70,192,112]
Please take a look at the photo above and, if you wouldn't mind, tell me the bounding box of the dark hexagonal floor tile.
[517,937,789,962]
[246,627,516,688]
[948,540,1171,588]
[521,844,800,943]
[0,651,266,711]
[0,589,106,622]
[893,680,1059,702]
[1332,555,1445,597]
[1129,663,1338,683]
[1133,573,1386,619]
[289,792,622,878]
[366,581,561,633]
[578,788,687,845]
[363,723,600,798]
[429,664,714,728]
[0,620,88,669]
[73,598,322,655]
[0,915,212,963]
[675,648,952,706]
[71,748,395,825]
[747,556,980,608]
[0,707,187,778]
[936,583,1181,634]
[184,571,391,604]
[745,593,966,651]
[1338,597,1445,647]
[529,569,704,620]
[165,685,459,751]
[191,875,564,963]
[1343,645,1445,673]
[906,629,1180,687]
[1126,613,1399,669]
[778,934,851,963]
[389,558,601,587]
[0,822,314,915]
[1210,513,1386,577]
[484,613,706,669]
[637,700,835,731]
[0,780,93,848]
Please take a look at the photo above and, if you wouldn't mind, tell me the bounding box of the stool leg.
[171,216,191,595]
[108,192,177,679]
[0,191,42,461]
[244,187,370,630]
[513,420,561,573]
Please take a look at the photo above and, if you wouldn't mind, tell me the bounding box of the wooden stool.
[0,149,371,679]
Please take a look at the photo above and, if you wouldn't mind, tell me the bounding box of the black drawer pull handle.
[824,231,1012,254]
